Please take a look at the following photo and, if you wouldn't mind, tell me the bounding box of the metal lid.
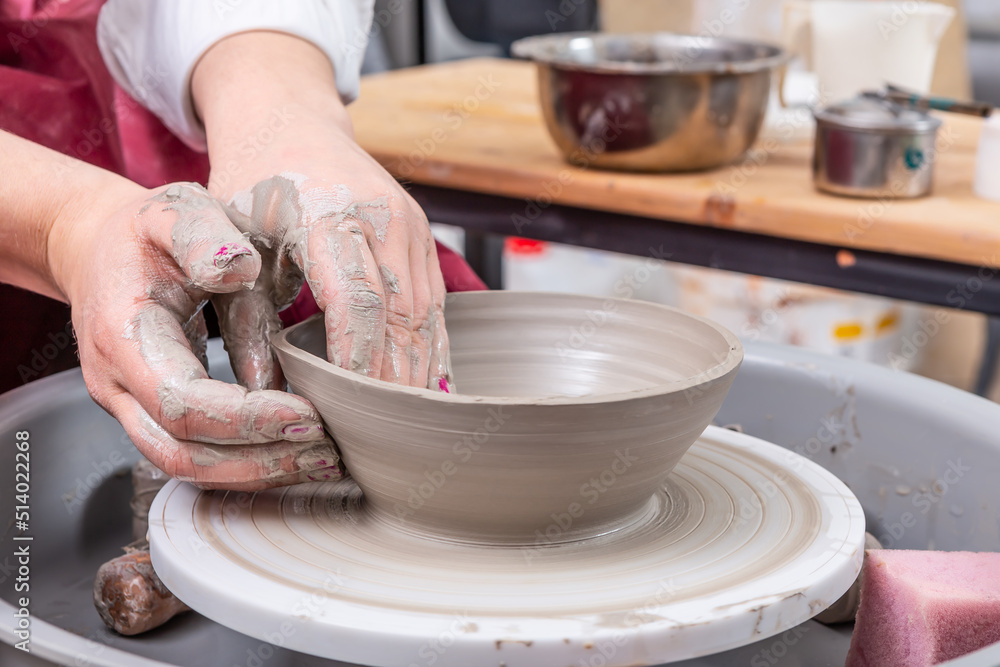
[814,96,942,134]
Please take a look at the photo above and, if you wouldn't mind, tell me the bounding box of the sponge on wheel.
[845,550,1000,666]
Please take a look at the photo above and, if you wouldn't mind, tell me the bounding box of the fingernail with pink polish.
[297,465,343,484]
[281,422,325,441]
[213,243,254,268]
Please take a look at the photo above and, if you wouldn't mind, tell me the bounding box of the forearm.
[191,31,355,192]
[0,131,136,301]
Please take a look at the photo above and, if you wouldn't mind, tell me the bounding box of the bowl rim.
[510,31,789,75]
[270,290,743,407]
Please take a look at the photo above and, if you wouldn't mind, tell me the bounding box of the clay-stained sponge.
[845,549,1000,666]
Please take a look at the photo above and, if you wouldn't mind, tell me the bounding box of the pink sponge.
[846,550,1000,666]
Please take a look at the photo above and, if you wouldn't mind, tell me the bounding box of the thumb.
[142,183,261,292]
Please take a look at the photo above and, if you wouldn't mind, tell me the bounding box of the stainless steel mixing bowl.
[511,32,788,172]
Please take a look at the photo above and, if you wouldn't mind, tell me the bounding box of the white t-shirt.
[97,0,375,151]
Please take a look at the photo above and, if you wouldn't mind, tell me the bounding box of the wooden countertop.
[350,57,1000,269]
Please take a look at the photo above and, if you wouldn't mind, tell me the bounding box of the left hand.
[48,179,343,490]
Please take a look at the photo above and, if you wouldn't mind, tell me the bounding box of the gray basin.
[1,340,998,666]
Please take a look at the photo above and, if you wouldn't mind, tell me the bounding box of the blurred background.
[359,0,1000,401]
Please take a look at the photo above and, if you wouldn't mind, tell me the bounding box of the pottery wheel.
[149,426,865,666]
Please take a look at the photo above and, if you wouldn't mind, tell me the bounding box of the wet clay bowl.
[271,291,742,545]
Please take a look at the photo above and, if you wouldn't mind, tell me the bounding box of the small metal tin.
[813,96,942,198]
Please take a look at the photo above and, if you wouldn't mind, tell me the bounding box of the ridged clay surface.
[271,290,743,544]
[148,427,866,666]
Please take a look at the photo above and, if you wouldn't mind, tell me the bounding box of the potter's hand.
[51,179,342,491]
[193,32,451,392]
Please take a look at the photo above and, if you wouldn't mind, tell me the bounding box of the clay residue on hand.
[126,306,325,444]
[125,307,217,424]
[345,196,392,243]
[216,176,306,390]
[220,174,395,381]
[144,183,258,291]
[218,172,451,392]
[379,264,400,294]
[426,305,453,393]
[136,410,342,485]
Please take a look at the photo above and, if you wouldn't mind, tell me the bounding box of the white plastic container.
[665,264,922,370]
[974,114,1000,202]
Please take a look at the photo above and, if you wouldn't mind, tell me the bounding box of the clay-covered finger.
[111,397,343,491]
[182,310,209,371]
[426,245,452,392]
[427,306,452,392]
[374,258,414,385]
[406,237,436,388]
[141,183,261,292]
[212,289,285,391]
[249,467,351,490]
[214,182,307,392]
[301,223,386,378]
[118,305,325,444]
